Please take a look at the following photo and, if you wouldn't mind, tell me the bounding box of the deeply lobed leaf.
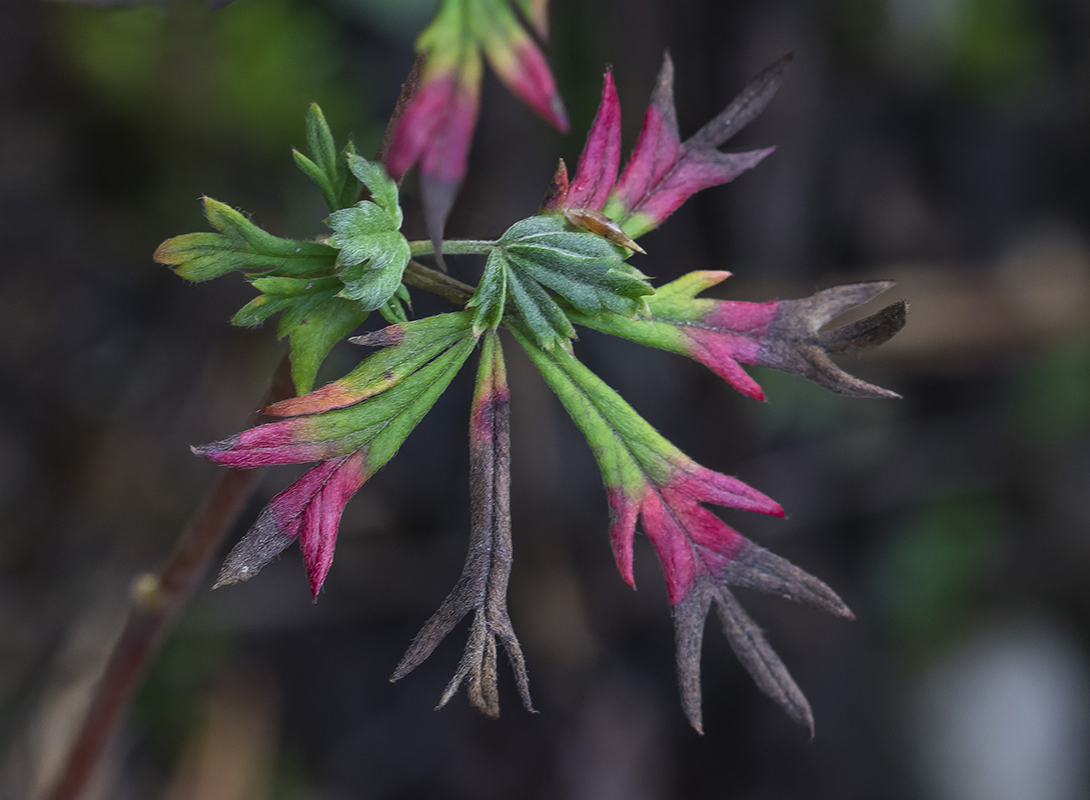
[571,272,906,400]
[511,326,852,732]
[467,215,652,351]
[266,312,478,416]
[602,53,788,239]
[540,54,788,243]
[154,198,337,282]
[203,313,478,595]
[391,332,532,717]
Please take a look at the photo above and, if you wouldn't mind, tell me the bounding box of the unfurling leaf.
[326,155,412,311]
[204,313,477,596]
[391,332,533,717]
[512,325,851,732]
[384,0,568,253]
[572,272,906,400]
[154,198,337,281]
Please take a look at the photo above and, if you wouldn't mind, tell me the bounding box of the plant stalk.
[408,239,496,257]
[46,359,294,800]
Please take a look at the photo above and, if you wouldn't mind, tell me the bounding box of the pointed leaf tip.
[566,69,622,211]
[573,276,905,401]
[539,158,569,211]
[511,336,845,732]
[393,332,532,717]
[688,52,793,151]
[603,51,782,239]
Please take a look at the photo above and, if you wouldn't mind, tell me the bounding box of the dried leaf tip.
[391,333,532,717]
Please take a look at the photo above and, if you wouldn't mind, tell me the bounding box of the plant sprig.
[154,54,906,732]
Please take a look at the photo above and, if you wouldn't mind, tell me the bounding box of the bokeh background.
[2,0,1089,797]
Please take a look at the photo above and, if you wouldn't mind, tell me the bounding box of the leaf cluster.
[155,104,412,394]
[158,53,908,732]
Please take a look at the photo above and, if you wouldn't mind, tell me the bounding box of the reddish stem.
[47,359,294,800]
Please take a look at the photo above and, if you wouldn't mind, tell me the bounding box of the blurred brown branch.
[45,358,293,800]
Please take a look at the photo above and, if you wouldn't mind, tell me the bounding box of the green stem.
[409,239,496,257]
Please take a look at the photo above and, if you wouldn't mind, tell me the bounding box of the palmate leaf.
[602,53,787,240]
[200,312,478,596]
[540,53,788,243]
[510,324,852,733]
[468,215,653,351]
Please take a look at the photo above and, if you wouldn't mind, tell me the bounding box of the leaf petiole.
[409,239,497,257]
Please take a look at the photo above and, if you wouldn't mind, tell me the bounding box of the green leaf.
[507,323,654,491]
[380,284,412,325]
[294,103,358,213]
[347,154,402,227]
[154,198,338,281]
[506,265,575,353]
[327,184,411,311]
[229,273,369,395]
[338,238,412,309]
[477,215,653,351]
[305,103,340,187]
[200,320,478,466]
[338,141,361,210]
[288,297,370,394]
[293,150,337,212]
[327,204,394,250]
[466,248,508,334]
[250,275,343,297]
[266,311,478,417]
[232,292,296,327]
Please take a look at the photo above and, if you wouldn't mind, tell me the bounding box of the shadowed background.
[1,0,1089,797]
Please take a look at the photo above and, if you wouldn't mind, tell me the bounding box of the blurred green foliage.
[827,0,1047,100]
[867,496,1002,654]
[52,0,369,153]
[1015,337,1090,444]
[325,0,439,42]
[131,628,233,763]
[944,0,1046,93]
[744,366,896,437]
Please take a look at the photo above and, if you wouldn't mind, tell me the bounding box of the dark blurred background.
[2,0,1089,797]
